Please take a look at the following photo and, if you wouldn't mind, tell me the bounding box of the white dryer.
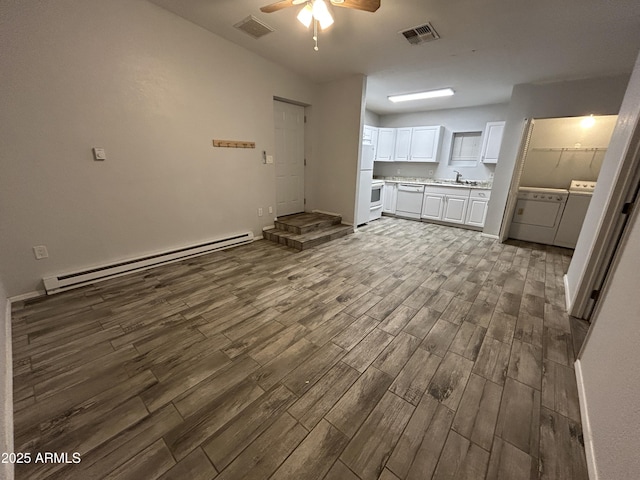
[554,180,596,249]
[509,187,569,245]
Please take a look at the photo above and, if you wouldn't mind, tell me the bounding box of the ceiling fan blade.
[330,0,380,13]
[260,1,297,14]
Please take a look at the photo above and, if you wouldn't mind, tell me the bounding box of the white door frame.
[499,118,535,242]
[569,126,640,319]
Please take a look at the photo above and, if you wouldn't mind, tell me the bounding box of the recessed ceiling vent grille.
[234,15,274,39]
[401,22,440,45]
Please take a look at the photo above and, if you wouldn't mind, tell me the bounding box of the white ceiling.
[147,0,640,115]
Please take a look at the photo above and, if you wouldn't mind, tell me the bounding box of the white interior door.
[274,100,305,217]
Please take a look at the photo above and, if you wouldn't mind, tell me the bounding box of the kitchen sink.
[432,179,479,186]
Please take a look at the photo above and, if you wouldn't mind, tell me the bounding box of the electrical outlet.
[396,169,401,175]
[258,207,263,217]
[428,170,434,176]
[268,206,273,214]
[33,245,49,260]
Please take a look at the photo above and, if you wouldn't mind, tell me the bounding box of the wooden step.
[274,212,342,235]
[264,223,353,251]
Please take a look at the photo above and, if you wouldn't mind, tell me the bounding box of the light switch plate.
[93,147,106,161]
[33,245,49,260]
[266,155,274,164]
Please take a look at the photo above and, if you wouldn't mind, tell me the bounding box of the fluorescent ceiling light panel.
[388,88,455,103]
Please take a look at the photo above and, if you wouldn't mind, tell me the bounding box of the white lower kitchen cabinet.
[383,182,398,214]
[422,192,445,220]
[465,189,491,227]
[442,195,468,224]
[423,185,471,226]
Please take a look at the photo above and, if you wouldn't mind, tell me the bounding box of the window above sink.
[449,131,482,167]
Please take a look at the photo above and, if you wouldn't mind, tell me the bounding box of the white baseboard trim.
[262,225,275,231]
[575,359,598,480]
[2,298,14,480]
[563,274,573,313]
[8,290,44,303]
[480,233,500,240]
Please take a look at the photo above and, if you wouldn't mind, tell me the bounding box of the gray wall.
[485,74,631,237]
[364,110,381,127]
[307,75,366,224]
[0,0,330,296]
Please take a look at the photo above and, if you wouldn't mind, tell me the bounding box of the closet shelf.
[531,147,607,152]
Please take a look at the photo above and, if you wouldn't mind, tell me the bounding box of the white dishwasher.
[396,184,425,219]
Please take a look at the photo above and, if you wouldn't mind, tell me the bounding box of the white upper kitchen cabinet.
[363,125,377,143]
[394,128,413,161]
[375,128,396,161]
[409,126,443,162]
[480,121,505,164]
[363,125,379,157]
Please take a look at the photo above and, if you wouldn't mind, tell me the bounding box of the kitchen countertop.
[375,176,493,190]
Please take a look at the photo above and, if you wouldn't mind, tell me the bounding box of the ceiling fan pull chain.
[313,18,319,51]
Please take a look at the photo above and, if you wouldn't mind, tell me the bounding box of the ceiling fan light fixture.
[297,4,313,28]
[312,0,334,29]
[388,88,455,103]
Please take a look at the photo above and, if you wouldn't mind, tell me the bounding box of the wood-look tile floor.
[11,216,589,480]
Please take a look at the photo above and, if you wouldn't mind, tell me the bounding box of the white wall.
[485,75,630,237]
[0,274,12,480]
[519,115,617,189]
[306,75,366,224]
[0,0,319,296]
[373,103,508,182]
[364,110,381,127]
[578,202,640,479]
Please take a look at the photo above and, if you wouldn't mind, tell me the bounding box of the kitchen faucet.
[454,170,462,183]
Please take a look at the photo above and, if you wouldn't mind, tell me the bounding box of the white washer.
[509,187,569,245]
[554,180,596,249]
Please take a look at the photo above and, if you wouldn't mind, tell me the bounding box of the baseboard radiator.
[43,232,254,295]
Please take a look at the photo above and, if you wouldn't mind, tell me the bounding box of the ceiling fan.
[260,0,381,14]
[260,0,381,50]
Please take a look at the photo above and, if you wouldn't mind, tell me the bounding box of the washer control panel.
[569,180,597,193]
[518,187,569,202]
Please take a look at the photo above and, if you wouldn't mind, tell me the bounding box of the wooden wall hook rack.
[213,139,256,149]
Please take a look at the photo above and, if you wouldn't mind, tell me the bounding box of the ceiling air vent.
[401,22,440,45]
[234,15,274,39]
